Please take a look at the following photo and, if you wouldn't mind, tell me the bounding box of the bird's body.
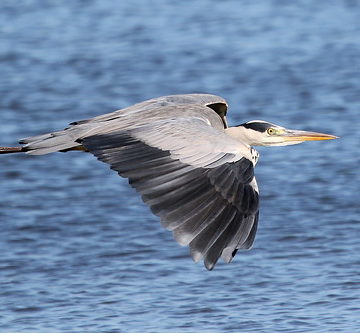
[0,94,337,270]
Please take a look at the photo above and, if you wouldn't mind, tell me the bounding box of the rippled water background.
[0,1,359,332]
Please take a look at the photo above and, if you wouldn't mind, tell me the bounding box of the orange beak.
[282,130,339,142]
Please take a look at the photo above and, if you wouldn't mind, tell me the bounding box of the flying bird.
[0,94,337,270]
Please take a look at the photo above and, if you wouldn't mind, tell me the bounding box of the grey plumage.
[18,94,259,270]
[80,130,258,270]
[0,94,336,270]
[20,94,229,155]
[2,93,337,269]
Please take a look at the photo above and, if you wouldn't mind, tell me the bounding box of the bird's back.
[19,94,228,155]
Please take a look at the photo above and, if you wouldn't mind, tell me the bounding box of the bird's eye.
[267,128,276,135]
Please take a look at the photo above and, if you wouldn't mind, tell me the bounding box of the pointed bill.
[282,130,338,142]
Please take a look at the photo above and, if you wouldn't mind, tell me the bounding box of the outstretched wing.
[80,107,259,270]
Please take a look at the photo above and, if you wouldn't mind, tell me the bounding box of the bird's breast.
[250,148,259,166]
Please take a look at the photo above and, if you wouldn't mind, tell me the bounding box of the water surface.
[0,1,359,332]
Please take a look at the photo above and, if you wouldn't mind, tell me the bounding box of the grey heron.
[0,94,337,270]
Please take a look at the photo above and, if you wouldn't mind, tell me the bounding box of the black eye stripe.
[239,122,272,132]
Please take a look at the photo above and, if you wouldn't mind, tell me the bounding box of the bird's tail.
[3,123,99,155]
[18,130,78,155]
[0,130,86,155]
[0,146,25,154]
[0,130,78,155]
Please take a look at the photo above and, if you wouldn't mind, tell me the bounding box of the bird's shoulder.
[71,94,228,128]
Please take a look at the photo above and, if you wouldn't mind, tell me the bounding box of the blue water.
[1,1,359,332]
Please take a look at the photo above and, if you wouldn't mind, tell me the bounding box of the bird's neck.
[225,126,257,147]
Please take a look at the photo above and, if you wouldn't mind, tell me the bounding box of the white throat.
[225,126,264,146]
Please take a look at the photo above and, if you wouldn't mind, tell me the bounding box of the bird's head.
[226,120,338,147]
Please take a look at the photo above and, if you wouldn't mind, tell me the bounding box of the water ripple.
[0,0,359,332]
